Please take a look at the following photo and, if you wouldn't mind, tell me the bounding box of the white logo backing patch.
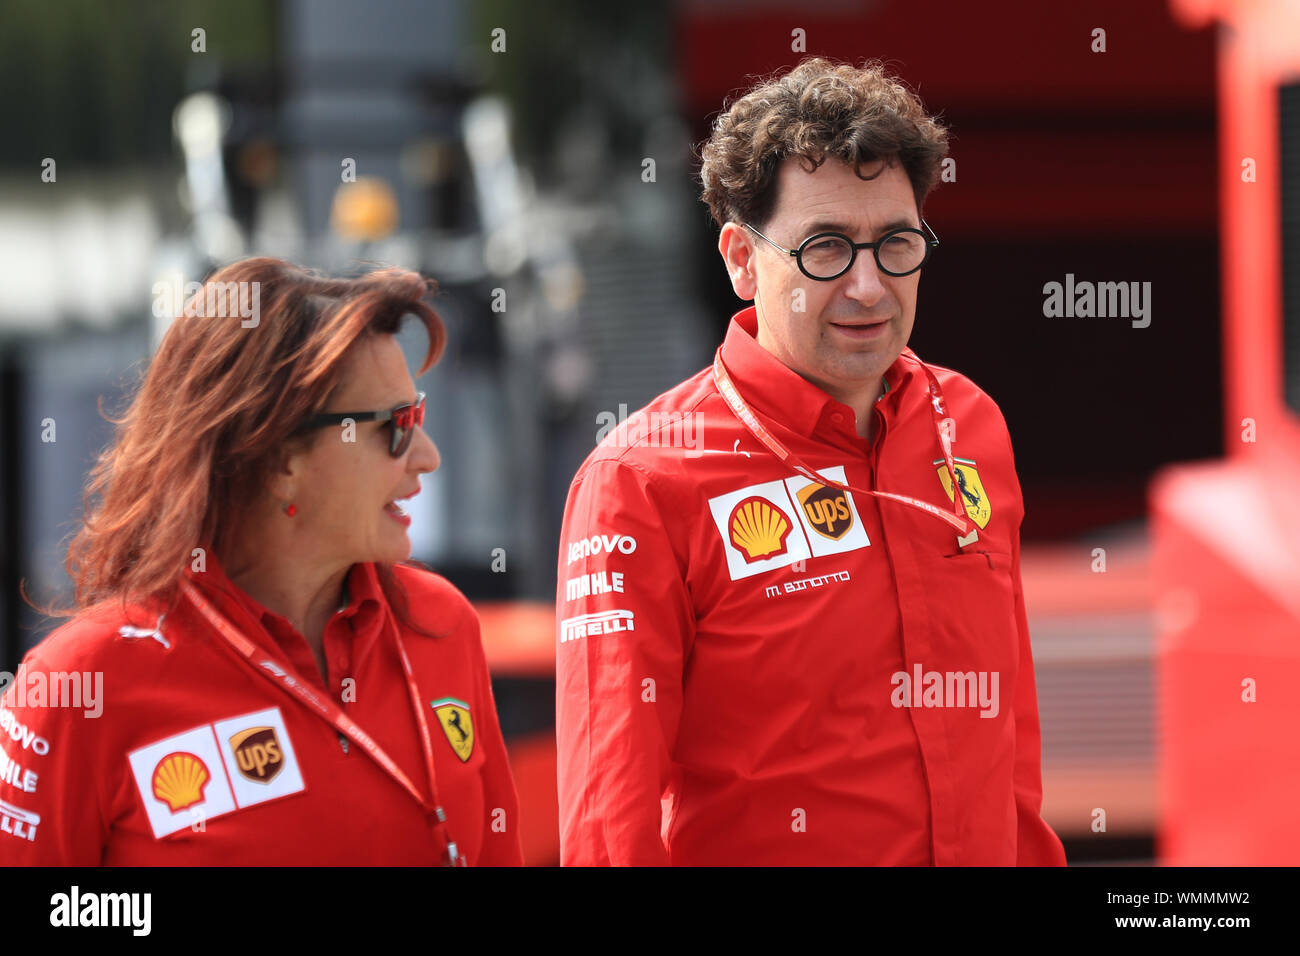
[708,467,870,580]
[708,479,812,580]
[128,724,237,839]
[783,466,871,557]
[128,706,305,839]
[214,707,306,808]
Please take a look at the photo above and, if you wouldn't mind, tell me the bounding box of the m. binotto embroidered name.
[764,569,851,598]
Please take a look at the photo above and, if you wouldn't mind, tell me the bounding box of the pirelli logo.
[559,610,635,644]
[0,796,39,843]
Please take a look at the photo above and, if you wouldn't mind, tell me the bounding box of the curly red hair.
[38,257,447,630]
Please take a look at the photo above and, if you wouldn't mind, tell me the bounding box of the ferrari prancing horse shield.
[933,457,992,530]
[431,697,474,762]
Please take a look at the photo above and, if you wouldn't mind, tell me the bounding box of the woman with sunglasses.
[0,258,523,866]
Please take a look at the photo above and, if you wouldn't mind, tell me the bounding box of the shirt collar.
[718,306,912,437]
[186,549,385,650]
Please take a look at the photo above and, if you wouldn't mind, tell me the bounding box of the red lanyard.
[179,578,466,866]
[712,347,972,535]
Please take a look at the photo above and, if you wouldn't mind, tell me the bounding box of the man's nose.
[839,248,889,305]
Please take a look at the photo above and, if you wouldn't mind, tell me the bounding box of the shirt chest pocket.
[916,549,1021,687]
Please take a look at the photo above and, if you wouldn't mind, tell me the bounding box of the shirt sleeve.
[555,458,694,866]
[0,650,108,865]
[467,612,524,867]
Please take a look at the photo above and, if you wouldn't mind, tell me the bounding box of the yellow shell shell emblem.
[728,496,792,562]
[151,751,210,812]
[431,697,474,762]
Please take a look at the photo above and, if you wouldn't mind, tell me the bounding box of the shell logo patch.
[707,467,870,581]
[708,479,813,580]
[934,458,991,530]
[151,752,210,812]
[432,697,474,762]
[128,706,305,840]
[129,723,236,838]
[728,496,793,562]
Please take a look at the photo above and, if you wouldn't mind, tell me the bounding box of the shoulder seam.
[589,376,717,464]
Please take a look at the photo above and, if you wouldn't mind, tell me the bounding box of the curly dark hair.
[698,57,950,228]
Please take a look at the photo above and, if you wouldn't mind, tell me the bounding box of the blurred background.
[1,0,1296,866]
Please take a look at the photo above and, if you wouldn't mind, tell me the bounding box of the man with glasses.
[555,57,1066,866]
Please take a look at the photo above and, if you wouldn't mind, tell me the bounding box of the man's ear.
[719,222,758,301]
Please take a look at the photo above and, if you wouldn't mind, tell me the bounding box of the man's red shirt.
[555,306,1066,866]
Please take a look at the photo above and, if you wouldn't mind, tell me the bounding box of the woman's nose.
[410,426,440,474]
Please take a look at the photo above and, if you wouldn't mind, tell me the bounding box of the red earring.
[284,502,297,517]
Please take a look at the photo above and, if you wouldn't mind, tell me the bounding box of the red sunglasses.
[297,392,426,457]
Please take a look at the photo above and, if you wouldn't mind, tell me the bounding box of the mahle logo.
[796,483,853,540]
